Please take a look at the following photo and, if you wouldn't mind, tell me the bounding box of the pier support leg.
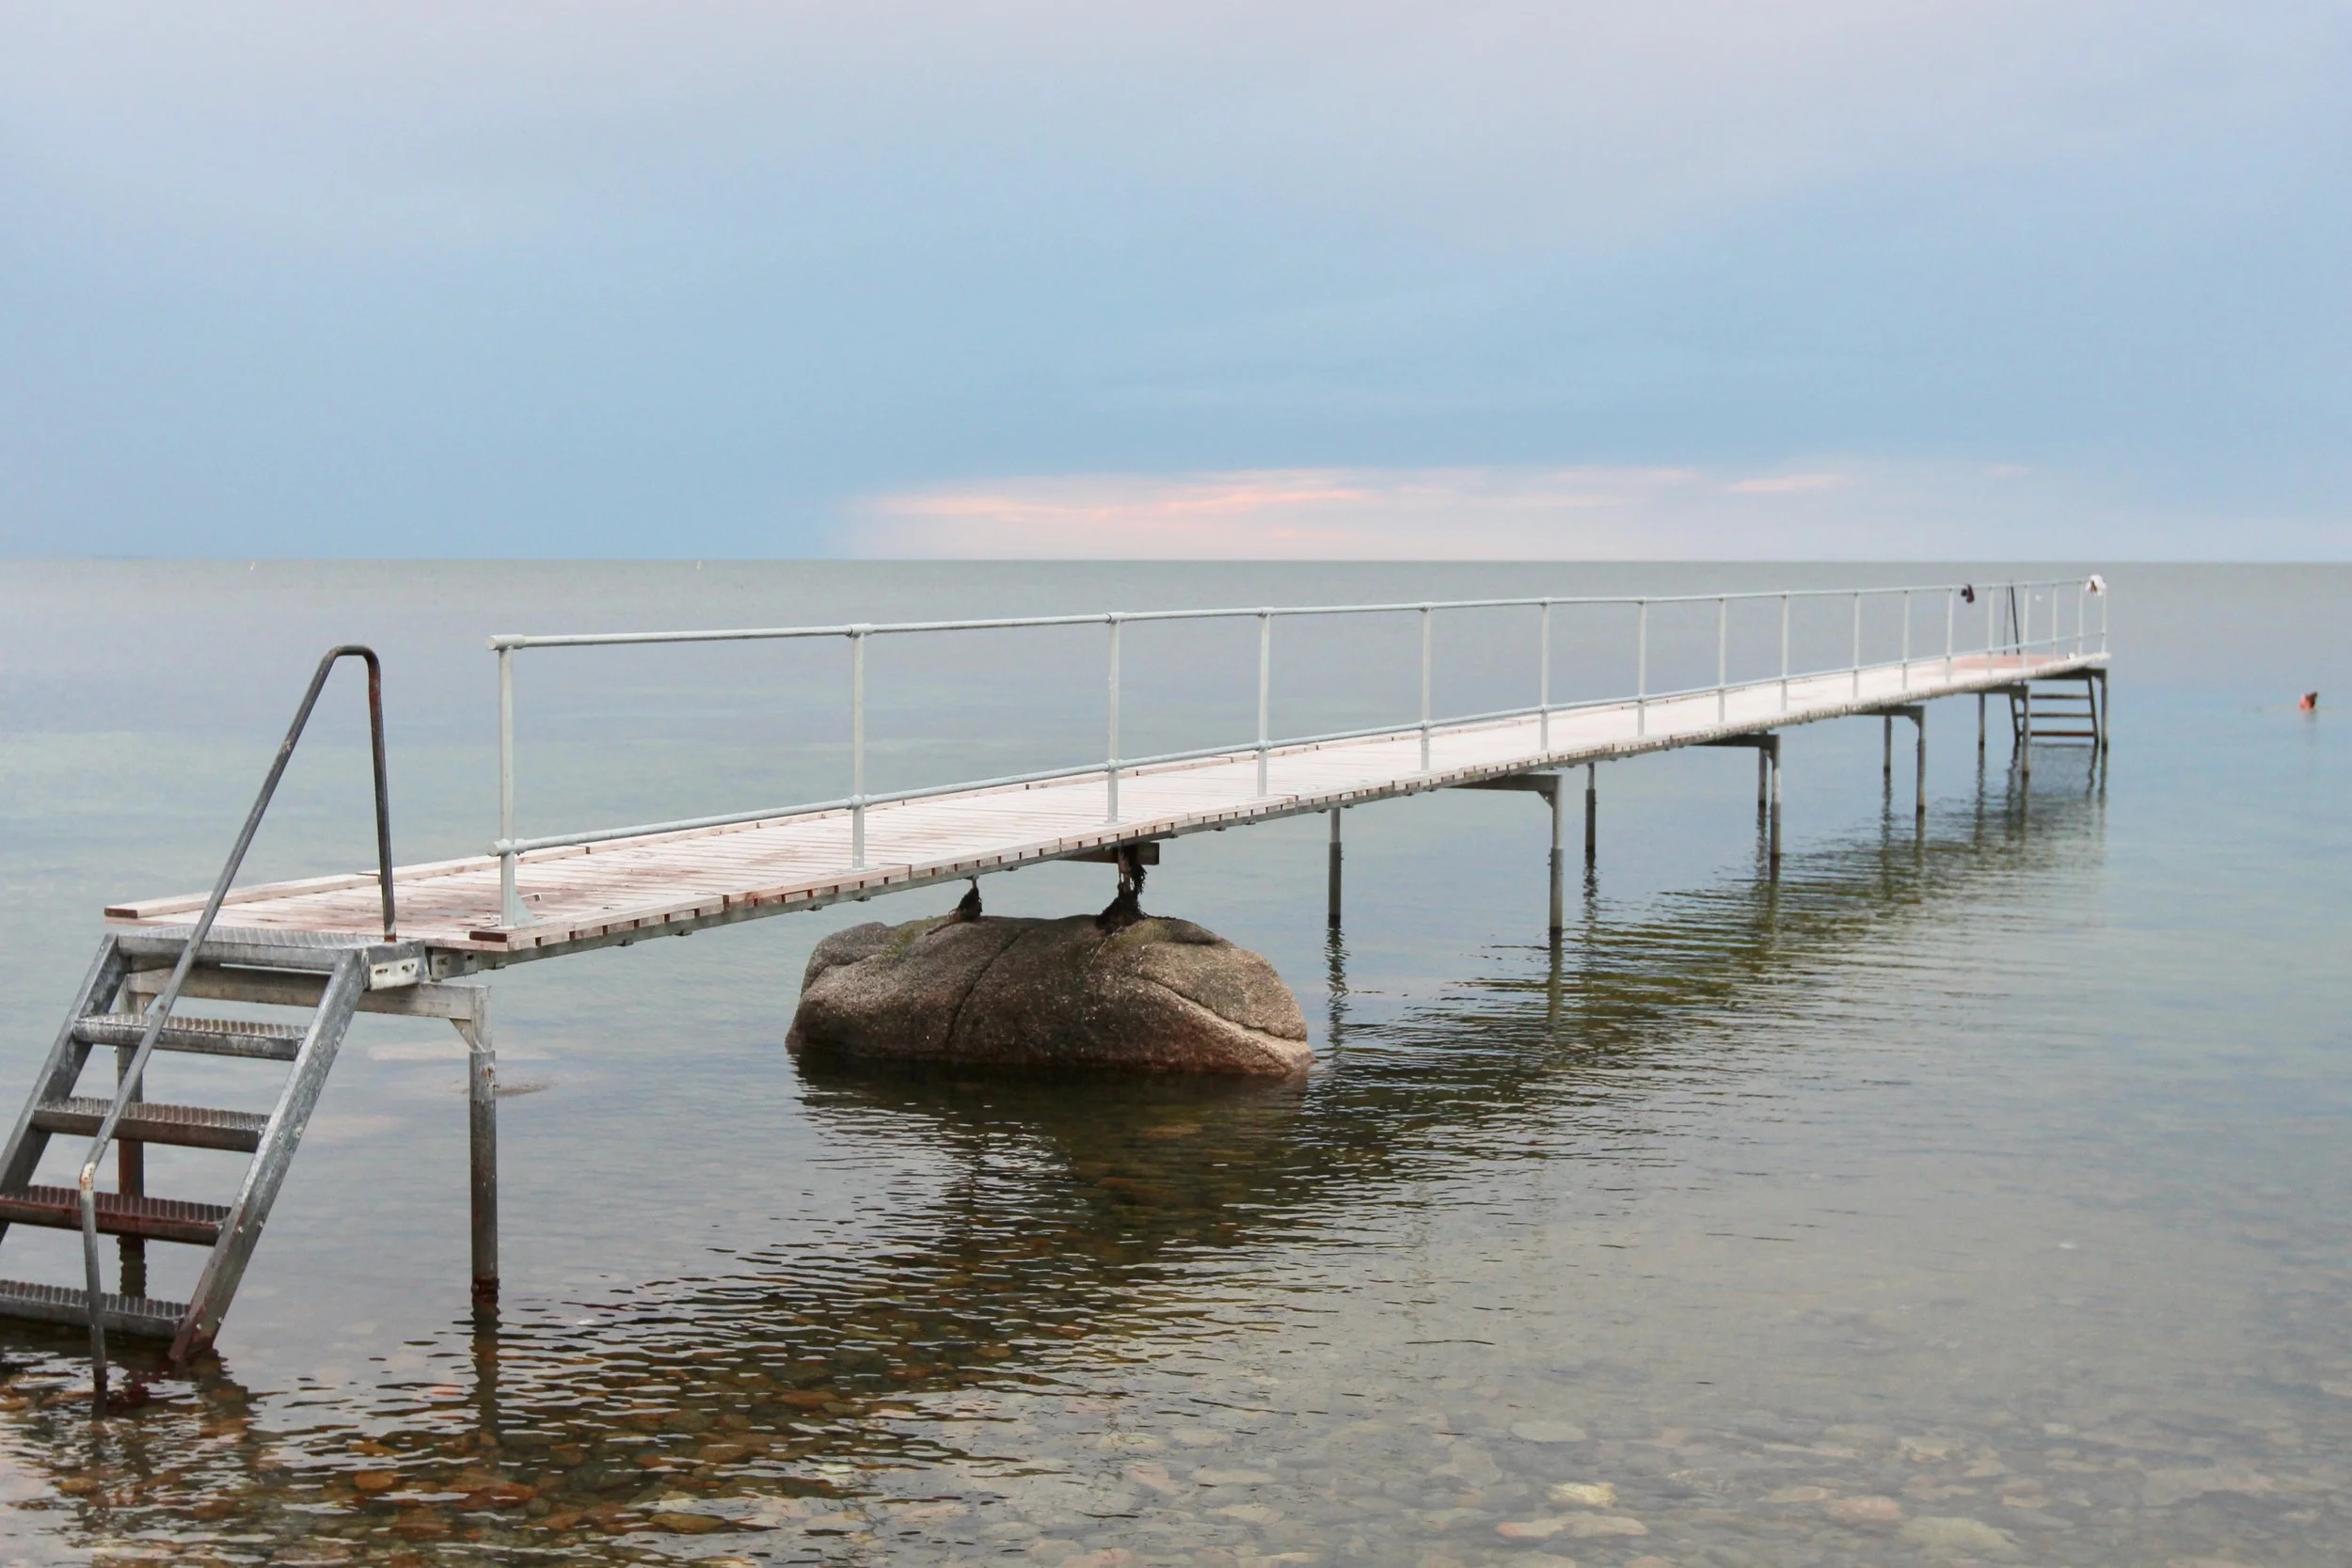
[115,979,146,1301]
[1978,692,1986,760]
[1548,779,1565,935]
[2021,687,2034,784]
[1583,764,1597,868]
[1327,808,1343,927]
[1915,711,1928,818]
[455,992,498,1322]
[1757,747,1770,812]
[1883,716,1893,787]
[1768,737,1783,871]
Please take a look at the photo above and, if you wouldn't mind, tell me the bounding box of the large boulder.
[786,913,1311,1076]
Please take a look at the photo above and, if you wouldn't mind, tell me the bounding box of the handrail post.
[1537,600,1551,753]
[1986,584,1996,663]
[498,646,524,928]
[1256,610,1272,796]
[1899,589,1911,689]
[850,627,868,870]
[1715,595,1727,723]
[1633,599,1650,735]
[1779,594,1790,712]
[2077,580,2087,656]
[2101,581,2109,654]
[1851,591,1862,699]
[1419,606,1432,770]
[1944,587,1955,680]
[1104,615,1122,824]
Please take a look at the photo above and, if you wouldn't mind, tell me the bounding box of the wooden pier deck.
[103,648,2101,972]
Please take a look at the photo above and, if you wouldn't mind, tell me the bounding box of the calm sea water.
[0,562,2344,1568]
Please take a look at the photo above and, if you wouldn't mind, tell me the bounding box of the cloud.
[854,462,2096,559]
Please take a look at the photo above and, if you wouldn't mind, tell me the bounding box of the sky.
[2,1,2347,560]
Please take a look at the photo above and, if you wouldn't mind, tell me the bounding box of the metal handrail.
[79,646,395,1411]
[487,577,2107,924]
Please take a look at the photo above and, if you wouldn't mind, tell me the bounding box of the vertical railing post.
[1256,610,1272,796]
[1778,594,1790,713]
[850,627,868,869]
[1850,592,1862,699]
[1945,587,1955,680]
[1986,584,1997,662]
[498,645,524,927]
[1419,606,1432,770]
[1635,599,1648,736]
[2076,580,2087,656]
[2022,588,2031,661]
[1104,615,1122,824]
[1538,600,1552,754]
[2100,582,2109,654]
[1900,589,1912,690]
[1715,595,1727,724]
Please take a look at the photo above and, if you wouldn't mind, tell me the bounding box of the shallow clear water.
[0,562,2344,1567]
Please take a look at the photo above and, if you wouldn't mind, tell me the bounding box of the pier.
[0,577,2108,1401]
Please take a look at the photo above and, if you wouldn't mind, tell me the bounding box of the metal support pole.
[1716,595,1728,723]
[1900,590,1911,690]
[1538,601,1551,754]
[1583,763,1597,867]
[1987,587,1997,665]
[1978,691,1986,759]
[2021,684,2033,782]
[498,646,524,927]
[1256,610,1272,796]
[1327,808,1343,927]
[459,992,498,1321]
[1778,594,1790,712]
[850,628,868,868]
[1104,616,1121,823]
[1419,607,1432,771]
[1945,588,1955,680]
[1883,715,1893,785]
[115,985,145,1301]
[1915,710,1927,817]
[1757,746,1770,811]
[1548,776,1565,934]
[1635,599,1649,736]
[1768,737,1783,870]
[1851,592,1862,698]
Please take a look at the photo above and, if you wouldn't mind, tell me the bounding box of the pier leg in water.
[1768,737,1783,872]
[1915,710,1928,818]
[1757,747,1770,814]
[1549,775,1565,935]
[115,978,146,1301]
[1583,763,1597,868]
[2022,686,2034,784]
[1883,715,1893,788]
[1327,808,1343,927]
[455,990,498,1322]
[1978,692,1986,760]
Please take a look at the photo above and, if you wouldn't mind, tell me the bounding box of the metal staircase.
[2009,672,2107,750]
[0,647,406,1407]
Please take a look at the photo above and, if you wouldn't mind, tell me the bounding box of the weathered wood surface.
[103,651,2096,966]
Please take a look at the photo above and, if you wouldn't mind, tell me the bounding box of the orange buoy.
[2299,691,2319,711]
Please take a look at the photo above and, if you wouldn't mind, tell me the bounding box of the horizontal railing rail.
[487,577,2108,926]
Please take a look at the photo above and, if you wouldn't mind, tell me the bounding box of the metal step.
[0,1186,227,1245]
[0,1278,185,1338]
[108,928,421,989]
[30,1099,267,1153]
[73,1013,304,1063]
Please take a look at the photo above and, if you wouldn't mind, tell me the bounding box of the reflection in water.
[0,763,2154,1564]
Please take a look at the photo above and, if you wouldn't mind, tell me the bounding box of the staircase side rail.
[485,578,2104,892]
[75,645,395,1410]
